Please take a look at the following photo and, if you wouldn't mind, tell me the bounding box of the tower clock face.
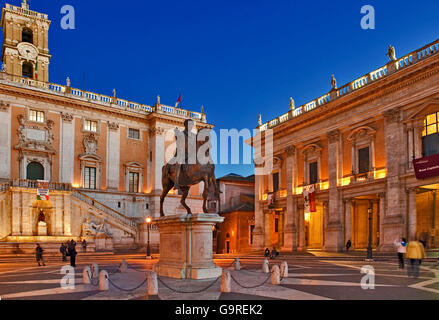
[17,42,39,60]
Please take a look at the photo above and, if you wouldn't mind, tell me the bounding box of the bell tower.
[1,0,51,82]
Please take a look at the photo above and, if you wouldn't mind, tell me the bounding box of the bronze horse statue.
[159,120,220,217]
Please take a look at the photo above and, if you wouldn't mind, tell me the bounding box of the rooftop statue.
[331,74,337,90]
[387,45,397,61]
[289,97,295,110]
[258,114,262,126]
[160,119,220,216]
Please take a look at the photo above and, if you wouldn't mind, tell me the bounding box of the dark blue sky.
[5,0,439,177]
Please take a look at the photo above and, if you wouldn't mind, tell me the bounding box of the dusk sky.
[5,0,439,178]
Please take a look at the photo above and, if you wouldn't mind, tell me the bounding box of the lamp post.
[146,216,151,258]
[366,204,373,261]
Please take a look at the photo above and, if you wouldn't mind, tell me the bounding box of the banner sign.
[413,153,439,180]
[303,185,316,213]
[36,180,49,201]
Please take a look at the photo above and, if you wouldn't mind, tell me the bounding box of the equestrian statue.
[160,119,220,216]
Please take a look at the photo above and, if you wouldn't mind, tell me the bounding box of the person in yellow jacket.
[406,239,426,278]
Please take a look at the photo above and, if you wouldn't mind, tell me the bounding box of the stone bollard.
[221,270,232,293]
[91,263,99,278]
[82,266,91,284]
[271,265,280,285]
[234,258,241,271]
[99,270,109,291]
[280,261,288,278]
[262,259,270,273]
[148,272,158,296]
[120,260,128,273]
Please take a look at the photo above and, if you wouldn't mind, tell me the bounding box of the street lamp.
[366,204,373,261]
[146,216,151,258]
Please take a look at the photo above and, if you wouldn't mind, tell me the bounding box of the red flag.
[175,95,182,108]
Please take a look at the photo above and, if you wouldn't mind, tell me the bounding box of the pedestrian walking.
[68,239,77,267]
[270,248,279,260]
[406,239,426,278]
[35,243,45,266]
[394,238,407,270]
[346,240,352,252]
[59,243,67,262]
[82,239,87,253]
[264,248,270,258]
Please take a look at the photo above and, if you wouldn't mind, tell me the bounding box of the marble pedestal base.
[153,213,224,280]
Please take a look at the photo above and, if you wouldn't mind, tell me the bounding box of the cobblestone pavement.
[0,252,438,300]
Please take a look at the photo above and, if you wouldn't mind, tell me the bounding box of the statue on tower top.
[22,0,29,10]
[387,45,397,61]
[289,97,295,110]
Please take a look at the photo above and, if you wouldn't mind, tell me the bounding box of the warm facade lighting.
[280,190,287,198]
[374,169,387,180]
[295,187,303,195]
[320,181,329,190]
[304,212,310,222]
[146,216,152,224]
[262,194,268,201]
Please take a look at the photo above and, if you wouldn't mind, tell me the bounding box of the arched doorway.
[27,162,44,181]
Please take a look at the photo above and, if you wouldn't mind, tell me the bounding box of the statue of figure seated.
[82,218,112,237]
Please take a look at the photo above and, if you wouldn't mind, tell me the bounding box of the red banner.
[303,185,316,213]
[413,153,439,179]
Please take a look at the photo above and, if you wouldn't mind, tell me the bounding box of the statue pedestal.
[37,222,47,236]
[154,213,224,280]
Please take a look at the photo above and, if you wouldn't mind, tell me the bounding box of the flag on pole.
[303,184,316,213]
[34,62,38,80]
[175,94,182,108]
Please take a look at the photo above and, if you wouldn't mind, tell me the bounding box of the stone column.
[63,194,72,236]
[106,122,120,190]
[264,211,272,248]
[150,127,165,193]
[407,188,417,241]
[407,126,414,169]
[55,194,63,236]
[344,199,352,245]
[382,108,404,251]
[283,146,297,251]
[252,165,265,251]
[298,205,305,251]
[325,130,343,251]
[378,193,385,248]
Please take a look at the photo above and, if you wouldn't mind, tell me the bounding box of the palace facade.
[250,37,439,252]
[0,1,210,252]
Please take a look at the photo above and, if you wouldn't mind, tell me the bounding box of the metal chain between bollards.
[229,270,273,289]
[157,276,221,294]
[107,275,149,292]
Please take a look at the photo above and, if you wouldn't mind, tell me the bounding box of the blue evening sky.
[4,0,439,178]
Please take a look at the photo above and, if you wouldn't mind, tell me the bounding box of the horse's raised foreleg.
[180,186,192,215]
[160,178,174,217]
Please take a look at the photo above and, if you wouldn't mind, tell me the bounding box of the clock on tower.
[0,0,51,82]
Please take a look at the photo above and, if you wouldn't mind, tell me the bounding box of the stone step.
[0,242,96,255]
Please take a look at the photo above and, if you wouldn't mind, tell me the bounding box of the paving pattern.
[0,253,438,300]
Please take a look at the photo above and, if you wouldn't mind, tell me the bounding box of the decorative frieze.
[61,112,73,123]
[108,122,119,131]
[0,101,10,112]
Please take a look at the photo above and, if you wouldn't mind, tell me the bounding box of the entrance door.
[26,162,44,180]
[352,200,379,249]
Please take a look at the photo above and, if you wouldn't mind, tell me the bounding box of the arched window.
[27,162,44,181]
[422,112,439,157]
[22,28,33,44]
[22,61,33,78]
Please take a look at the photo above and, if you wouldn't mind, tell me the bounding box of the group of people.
[394,237,426,279]
[264,247,279,260]
[35,239,87,268]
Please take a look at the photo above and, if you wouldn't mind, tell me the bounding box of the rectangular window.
[358,147,370,174]
[84,167,96,189]
[84,120,98,132]
[273,172,279,192]
[250,225,255,245]
[128,128,140,140]
[274,218,279,233]
[309,162,318,185]
[29,110,45,123]
[129,172,139,193]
